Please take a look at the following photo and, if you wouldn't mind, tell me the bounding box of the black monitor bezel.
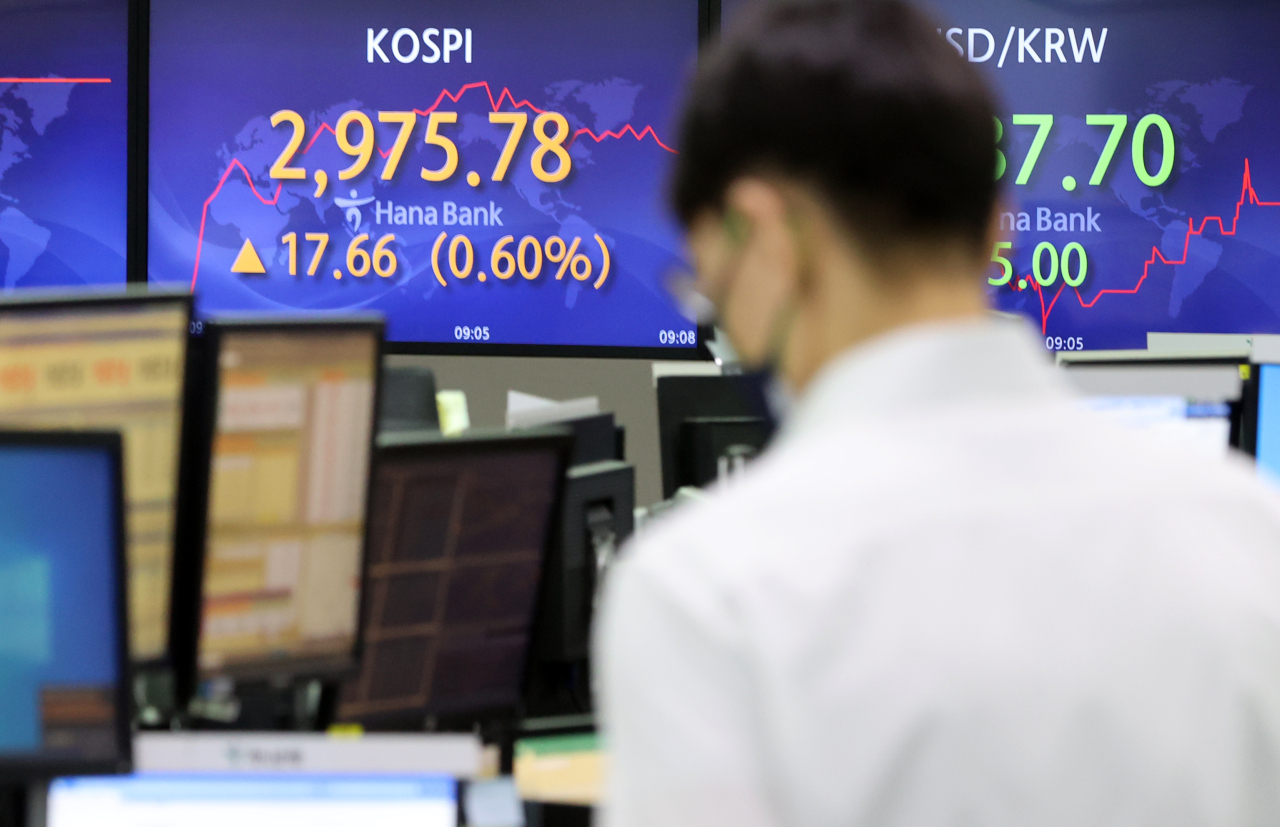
[171,315,385,701]
[342,427,574,729]
[1241,363,1267,458]
[0,286,192,668]
[132,0,715,361]
[0,430,133,782]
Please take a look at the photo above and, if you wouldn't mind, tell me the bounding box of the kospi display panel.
[0,0,128,288]
[148,0,699,355]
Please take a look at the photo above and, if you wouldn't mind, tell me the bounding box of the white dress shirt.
[595,317,1280,827]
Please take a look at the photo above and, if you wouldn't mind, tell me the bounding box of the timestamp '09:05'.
[455,326,490,341]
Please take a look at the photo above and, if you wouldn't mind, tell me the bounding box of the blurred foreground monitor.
[172,317,382,703]
[47,774,456,827]
[339,430,571,730]
[0,432,130,782]
[0,290,189,662]
[1061,357,1245,454]
[1250,364,1280,479]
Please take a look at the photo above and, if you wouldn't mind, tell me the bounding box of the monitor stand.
[0,782,46,827]
[187,677,337,731]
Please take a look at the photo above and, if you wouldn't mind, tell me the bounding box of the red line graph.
[191,81,672,288]
[300,80,675,156]
[0,77,111,83]
[190,161,282,290]
[1015,159,1280,334]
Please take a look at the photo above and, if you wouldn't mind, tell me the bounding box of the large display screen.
[0,0,128,288]
[148,0,699,353]
[720,0,1280,352]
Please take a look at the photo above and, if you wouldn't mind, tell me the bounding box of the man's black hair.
[672,0,1001,256]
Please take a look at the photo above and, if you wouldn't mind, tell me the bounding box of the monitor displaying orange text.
[0,295,189,662]
[199,324,379,673]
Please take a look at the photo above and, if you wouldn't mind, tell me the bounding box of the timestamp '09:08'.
[659,329,696,346]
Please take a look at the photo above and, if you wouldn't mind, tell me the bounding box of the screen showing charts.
[148,0,699,352]
[200,327,377,673]
[915,0,1280,350]
[0,440,123,770]
[0,0,128,288]
[47,775,457,827]
[0,299,188,662]
[339,437,563,723]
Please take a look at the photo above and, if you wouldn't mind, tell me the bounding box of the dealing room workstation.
[8,0,1280,825]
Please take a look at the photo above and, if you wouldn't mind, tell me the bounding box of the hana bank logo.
[334,189,375,234]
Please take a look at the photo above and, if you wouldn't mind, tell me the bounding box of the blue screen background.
[722,0,1280,352]
[0,0,129,289]
[148,0,700,350]
[1256,365,1280,481]
[0,445,120,754]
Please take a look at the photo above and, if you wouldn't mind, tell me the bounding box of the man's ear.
[712,178,803,367]
[722,178,799,291]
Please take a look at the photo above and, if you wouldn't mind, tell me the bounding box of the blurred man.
[595,2,1280,825]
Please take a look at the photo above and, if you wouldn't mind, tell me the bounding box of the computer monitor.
[1080,397,1234,456]
[532,460,634,666]
[148,0,700,357]
[172,317,383,699]
[523,458,634,718]
[656,375,775,499]
[0,289,190,663]
[338,430,571,729]
[380,366,439,434]
[1061,358,1246,453]
[47,774,456,827]
[0,432,130,782]
[1252,364,1280,479]
[0,0,129,289]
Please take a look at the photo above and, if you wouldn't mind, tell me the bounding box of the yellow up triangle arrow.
[231,238,266,274]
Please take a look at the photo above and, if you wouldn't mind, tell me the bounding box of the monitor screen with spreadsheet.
[0,291,189,663]
[48,774,456,827]
[184,318,381,681]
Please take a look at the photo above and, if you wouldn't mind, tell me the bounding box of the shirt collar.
[780,314,1072,440]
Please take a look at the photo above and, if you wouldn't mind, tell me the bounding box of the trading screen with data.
[0,299,188,662]
[0,0,128,289]
[719,0,1280,352]
[199,327,378,673]
[339,437,563,724]
[148,0,699,352]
